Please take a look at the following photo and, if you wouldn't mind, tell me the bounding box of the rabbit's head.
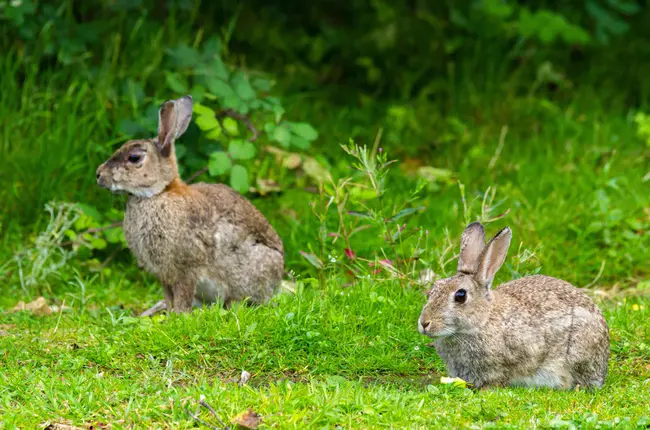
[96,95,193,198]
[418,222,512,338]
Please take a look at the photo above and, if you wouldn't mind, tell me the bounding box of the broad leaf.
[252,77,272,92]
[208,152,232,176]
[230,164,249,193]
[229,140,256,160]
[193,103,214,117]
[164,71,188,94]
[166,44,202,68]
[231,71,256,101]
[195,115,220,131]
[290,135,310,149]
[289,122,319,141]
[205,126,222,140]
[206,78,235,99]
[272,125,292,148]
[222,117,239,136]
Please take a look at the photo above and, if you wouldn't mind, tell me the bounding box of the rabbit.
[418,222,609,389]
[96,95,284,314]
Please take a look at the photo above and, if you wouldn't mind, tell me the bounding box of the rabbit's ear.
[475,227,511,288]
[457,222,485,274]
[157,95,193,157]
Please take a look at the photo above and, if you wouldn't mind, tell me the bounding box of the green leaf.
[202,37,223,58]
[164,71,188,94]
[166,44,202,68]
[196,115,220,131]
[252,77,272,92]
[231,71,256,101]
[299,251,323,269]
[290,136,310,149]
[105,228,125,244]
[193,103,214,117]
[264,122,276,134]
[228,140,256,160]
[78,203,102,221]
[208,152,232,176]
[209,57,229,80]
[222,117,239,136]
[190,85,206,103]
[272,125,292,148]
[289,122,319,141]
[230,164,249,193]
[205,126,222,140]
[273,104,285,123]
[606,0,640,15]
[206,78,235,99]
[175,143,187,159]
[222,94,246,113]
[90,237,107,250]
[386,206,425,223]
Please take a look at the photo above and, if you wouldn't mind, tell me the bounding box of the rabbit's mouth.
[419,319,455,338]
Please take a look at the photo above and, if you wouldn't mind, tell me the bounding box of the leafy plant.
[300,138,432,287]
[118,37,320,193]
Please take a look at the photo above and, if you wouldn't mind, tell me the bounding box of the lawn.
[1,2,650,429]
[0,281,648,428]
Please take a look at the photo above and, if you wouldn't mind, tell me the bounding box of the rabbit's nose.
[421,321,430,330]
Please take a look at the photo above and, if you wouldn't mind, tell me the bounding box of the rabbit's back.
[124,181,284,304]
[493,275,609,387]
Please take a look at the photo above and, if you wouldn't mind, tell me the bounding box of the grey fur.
[418,223,609,389]
[96,95,284,313]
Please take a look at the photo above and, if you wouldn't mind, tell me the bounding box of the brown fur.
[96,96,284,313]
[418,222,609,389]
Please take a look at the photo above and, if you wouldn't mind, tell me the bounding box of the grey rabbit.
[418,222,609,389]
[96,95,284,314]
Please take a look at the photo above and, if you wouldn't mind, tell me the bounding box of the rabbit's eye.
[454,289,467,304]
[128,153,143,163]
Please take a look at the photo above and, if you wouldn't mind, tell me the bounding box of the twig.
[83,221,123,235]
[185,395,230,429]
[185,408,221,430]
[584,260,606,289]
[217,109,260,142]
[187,167,209,183]
[200,397,230,429]
[139,299,166,317]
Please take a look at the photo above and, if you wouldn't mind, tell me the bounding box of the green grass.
[1,9,650,429]
[0,280,649,428]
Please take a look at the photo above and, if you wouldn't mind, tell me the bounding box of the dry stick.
[184,408,221,430]
[199,397,230,429]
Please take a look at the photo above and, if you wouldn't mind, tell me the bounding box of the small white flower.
[414,346,420,351]
[340,291,344,295]
[378,310,382,314]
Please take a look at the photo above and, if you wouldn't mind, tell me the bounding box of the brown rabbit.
[418,222,609,389]
[96,95,284,313]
